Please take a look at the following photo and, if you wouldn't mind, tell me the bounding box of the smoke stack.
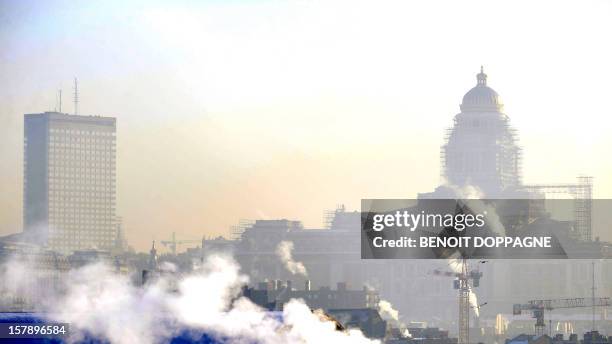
[275,279,282,291]
[286,280,292,291]
[304,280,311,291]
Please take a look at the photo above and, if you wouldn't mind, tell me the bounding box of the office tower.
[24,112,116,253]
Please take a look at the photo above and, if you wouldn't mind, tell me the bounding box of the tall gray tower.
[440,67,522,197]
[24,112,117,253]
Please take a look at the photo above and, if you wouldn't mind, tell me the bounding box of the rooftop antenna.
[73,77,79,115]
[58,89,62,113]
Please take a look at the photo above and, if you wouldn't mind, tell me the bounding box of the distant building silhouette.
[23,112,117,253]
[422,67,523,198]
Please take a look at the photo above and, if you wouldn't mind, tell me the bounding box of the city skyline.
[1,0,612,251]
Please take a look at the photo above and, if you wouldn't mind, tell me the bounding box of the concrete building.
[243,279,380,311]
[327,308,388,340]
[23,111,117,254]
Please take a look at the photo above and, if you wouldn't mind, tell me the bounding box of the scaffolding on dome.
[440,114,523,190]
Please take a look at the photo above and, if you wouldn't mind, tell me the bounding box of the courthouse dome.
[460,66,504,112]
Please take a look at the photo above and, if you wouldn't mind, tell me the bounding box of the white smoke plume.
[275,241,308,277]
[0,254,377,344]
[439,177,484,200]
[377,300,398,323]
[377,300,410,338]
[468,285,480,318]
[454,184,484,200]
[445,182,506,236]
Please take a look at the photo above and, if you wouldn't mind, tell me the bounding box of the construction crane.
[160,232,200,255]
[513,297,611,336]
[432,259,485,344]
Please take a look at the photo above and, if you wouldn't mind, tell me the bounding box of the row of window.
[50,135,114,141]
[49,173,115,180]
[50,147,115,153]
[49,208,114,214]
[50,164,113,171]
[50,221,114,226]
[49,174,115,180]
[50,226,115,231]
[49,194,114,199]
[50,128,115,136]
[50,179,115,184]
[51,183,114,187]
[49,149,114,155]
[49,198,114,202]
[49,212,114,217]
[49,142,115,148]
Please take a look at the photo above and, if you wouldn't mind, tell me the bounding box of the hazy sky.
[1,0,612,252]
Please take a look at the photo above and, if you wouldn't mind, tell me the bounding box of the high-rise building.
[23,112,117,253]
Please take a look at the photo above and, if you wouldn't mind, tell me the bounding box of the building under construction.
[201,69,611,342]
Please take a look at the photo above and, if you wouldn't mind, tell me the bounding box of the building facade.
[24,112,117,253]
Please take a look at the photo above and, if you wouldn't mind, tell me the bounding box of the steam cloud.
[377,300,410,338]
[468,285,480,318]
[445,181,506,236]
[276,241,308,277]
[0,254,377,344]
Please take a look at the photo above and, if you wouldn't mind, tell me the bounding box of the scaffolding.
[323,204,346,229]
[230,219,255,240]
[440,114,522,191]
[522,176,593,241]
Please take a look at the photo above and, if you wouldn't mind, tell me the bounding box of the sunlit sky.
[1,0,612,251]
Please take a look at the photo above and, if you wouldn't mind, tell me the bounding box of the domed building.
[422,67,523,198]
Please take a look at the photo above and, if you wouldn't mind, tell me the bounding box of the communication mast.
[73,77,79,115]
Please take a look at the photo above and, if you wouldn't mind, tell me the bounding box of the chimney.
[275,279,282,290]
[286,280,292,291]
[304,280,311,291]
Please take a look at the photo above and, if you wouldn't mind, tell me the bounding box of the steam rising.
[468,285,480,318]
[1,254,377,344]
[378,300,410,338]
[445,182,506,236]
[276,241,308,277]
[377,300,399,323]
